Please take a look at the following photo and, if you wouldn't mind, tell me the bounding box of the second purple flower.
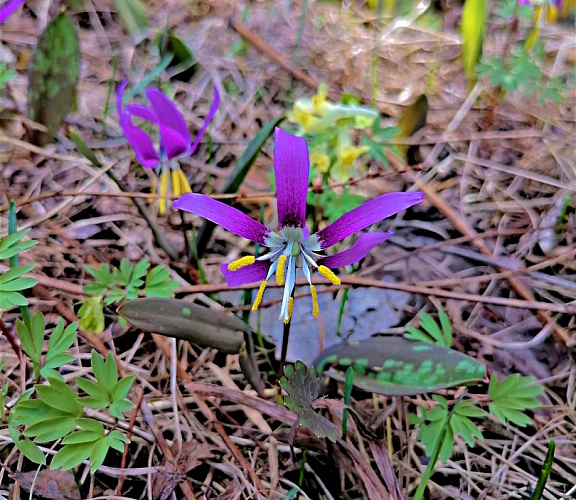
[117,82,220,214]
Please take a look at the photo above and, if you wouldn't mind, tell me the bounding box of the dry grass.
[0,0,575,499]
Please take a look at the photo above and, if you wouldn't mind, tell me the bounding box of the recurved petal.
[146,88,191,145]
[314,191,424,249]
[124,104,158,123]
[274,128,309,229]
[157,123,190,160]
[173,193,272,245]
[320,231,392,269]
[116,80,129,117]
[220,260,271,286]
[189,84,221,155]
[119,113,159,168]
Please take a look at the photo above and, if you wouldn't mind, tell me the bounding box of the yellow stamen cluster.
[276,255,287,286]
[318,265,341,286]
[283,297,294,324]
[310,285,319,318]
[251,281,267,311]
[227,256,256,271]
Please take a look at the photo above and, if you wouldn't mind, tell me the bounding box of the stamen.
[159,170,169,215]
[276,255,287,286]
[228,256,256,271]
[283,297,294,324]
[318,265,341,286]
[251,281,267,311]
[171,170,180,198]
[176,169,192,194]
[310,285,319,317]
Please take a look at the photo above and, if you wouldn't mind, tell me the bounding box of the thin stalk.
[342,366,354,439]
[532,439,555,500]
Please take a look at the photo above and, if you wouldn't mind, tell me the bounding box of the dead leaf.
[13,469,80,500]
[151,442,215,500]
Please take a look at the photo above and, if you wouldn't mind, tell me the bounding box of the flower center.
[227,225,340,322]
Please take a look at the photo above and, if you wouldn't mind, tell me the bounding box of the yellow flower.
[332,133,369,182]
[310,147,331,173]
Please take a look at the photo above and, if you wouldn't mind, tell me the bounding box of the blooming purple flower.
[174,128,424,322]
[117,82,220,214]
[0,0,26,24]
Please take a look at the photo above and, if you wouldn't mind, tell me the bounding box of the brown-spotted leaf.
[118,298,247,354]
[312,337,486,396]
[27,10,81,145]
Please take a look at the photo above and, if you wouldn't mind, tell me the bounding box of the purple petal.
[0,0,26,24]
[146,88,191,159]
[274,128,309,229]
[174,193,272,245]
[188,84,221,156]
[124,104,158,123]
[220,260,270,286]
[119,113,159,168]
[315,191,424,249]
[116,80,129,117]
[320,231,392,269]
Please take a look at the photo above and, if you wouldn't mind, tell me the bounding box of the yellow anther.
[228,256,256,271]
[251,281,267,311]
[318,265,341,286]
[176,168,192,194]
[310,285,319,318]
[171,169,180,198]
[276,255,287,286]
[158,170,169,215]
[283,297,294,324]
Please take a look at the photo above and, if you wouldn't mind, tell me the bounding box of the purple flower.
[0,0,26,24]
[174,128,424,322]
[117,82,220,214]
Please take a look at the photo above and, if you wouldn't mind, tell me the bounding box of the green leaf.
[51,442,94,471]
[113,0,149,37]
[78,296,105,334]
[109,399,135,419]
[461,0,487,90]
[16,310,44,366]
[35,378,83,415]
[62,430,103,444]
[104,352,119,389]
[14,437,47,465]
[0,265,37,310]
[157,30,197,82]
[106,430,129,452]
[144,265,179,298]
[10,398,68,427]
[0,229,37,259]
[27,10,81,145]
[279,361,338,442]
[76,418,106,433]
[111,375,135,401]
[90,437,110,473]
[23,416,78,443]
[488,373,543,427]
[319,188,365,223]
[313,337,486,396]
[413,395,485,462]
[76,377,109,401]
[405,308,452,348]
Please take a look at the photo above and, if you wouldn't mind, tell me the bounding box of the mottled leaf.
[313,337,486,396]
[118,298,248,354]
[27,10,81,145]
